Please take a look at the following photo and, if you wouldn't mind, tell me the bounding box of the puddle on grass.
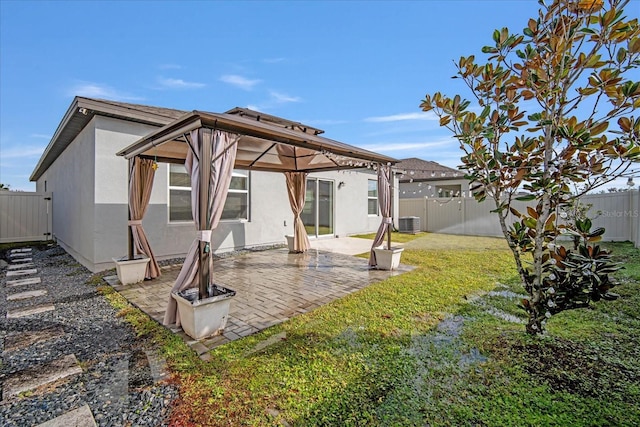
[486,290,528,299]
[484,307,526,324]
[373,314,488,424]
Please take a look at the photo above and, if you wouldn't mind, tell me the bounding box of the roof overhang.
[30,97,185,181]
[117,110,397,172]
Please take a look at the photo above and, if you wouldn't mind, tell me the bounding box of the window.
[368,179,378,215]
[168,164,249,222]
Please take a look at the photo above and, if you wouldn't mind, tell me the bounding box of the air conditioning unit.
[398,216,420,234]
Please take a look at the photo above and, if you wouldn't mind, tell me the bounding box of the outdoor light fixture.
[338,181,346,189]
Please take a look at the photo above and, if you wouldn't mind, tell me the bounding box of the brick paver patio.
[110,247,411,356]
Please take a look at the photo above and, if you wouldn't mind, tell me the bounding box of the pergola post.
[198,132,211,299]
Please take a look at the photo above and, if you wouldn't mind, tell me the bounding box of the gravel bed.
[0,244,178,426]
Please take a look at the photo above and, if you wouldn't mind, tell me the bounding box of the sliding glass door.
[302,178,334,237]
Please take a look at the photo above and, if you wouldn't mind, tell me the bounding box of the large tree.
[421,0,639,334]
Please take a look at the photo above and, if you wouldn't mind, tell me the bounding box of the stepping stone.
[7,277,41,287]
[3,326,65,352]
[144,350,169,382]
[11,257,33,263]
[7,289,48,301]
[7,263,35,270]
[7,304,55,318]
[2,354,83,400]
[10,248,32,253]
[35,404,97,427]
[6,269,37,277]
[9,252,31,258]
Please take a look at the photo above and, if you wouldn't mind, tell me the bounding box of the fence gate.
[0,191,52,243]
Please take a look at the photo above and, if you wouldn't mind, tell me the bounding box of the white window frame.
[368,179,378,216]
[167,165,250,224]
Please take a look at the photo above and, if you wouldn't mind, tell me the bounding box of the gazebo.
[116,107,398,330]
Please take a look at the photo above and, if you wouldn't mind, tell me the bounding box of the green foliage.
[420,0,640,333]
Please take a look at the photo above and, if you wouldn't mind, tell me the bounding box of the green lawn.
[100,237,640,426]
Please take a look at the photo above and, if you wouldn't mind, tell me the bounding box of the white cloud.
[0,145,45,159]
[263,57,286,64]
[358,139,453,153]
[68,82,144,101]
[219,74,261,90]
[303,118,349,126]
[29,133,51,139]
[157,77,205,89]
[269,90,301,103]
[159,64,182,70]
[364,112,439,123]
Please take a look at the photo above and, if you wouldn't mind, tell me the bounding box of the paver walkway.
[111,247,412,356]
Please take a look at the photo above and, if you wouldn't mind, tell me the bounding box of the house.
[395,157,468,199]
[30,97,398,272]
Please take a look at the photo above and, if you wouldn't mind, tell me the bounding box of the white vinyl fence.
[400,190,640,247]
[0,191,53,243]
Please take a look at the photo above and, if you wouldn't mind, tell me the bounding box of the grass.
[91,237,640,426]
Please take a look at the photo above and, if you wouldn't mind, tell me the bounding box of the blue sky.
[0,1,636,191]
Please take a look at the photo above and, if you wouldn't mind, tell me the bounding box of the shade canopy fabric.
[128,157,161,278]
[163,128,239,326]
[284,171,311,252]
[368,164,392,267]
[116,108,396,170]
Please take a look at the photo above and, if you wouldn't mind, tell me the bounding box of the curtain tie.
[383,217,392,224]
[198,230,212,242]
[128,220,142,226]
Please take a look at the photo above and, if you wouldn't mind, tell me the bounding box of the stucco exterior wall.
[93,116,162,270]
[39,115,395,272]
[36,121,97,269]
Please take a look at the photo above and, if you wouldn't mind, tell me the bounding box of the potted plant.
[172,285,236,340]
[112,255,150,285]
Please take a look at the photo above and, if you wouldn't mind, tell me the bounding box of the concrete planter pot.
[373,247,404,270]
[285,235,302,253]
[112,256,150,285]
[172,286,236,340]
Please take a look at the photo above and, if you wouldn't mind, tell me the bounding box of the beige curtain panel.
[368,164,391,267]
[128,157,161,279]
[284,171,310,252]
[163,128,239,326]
